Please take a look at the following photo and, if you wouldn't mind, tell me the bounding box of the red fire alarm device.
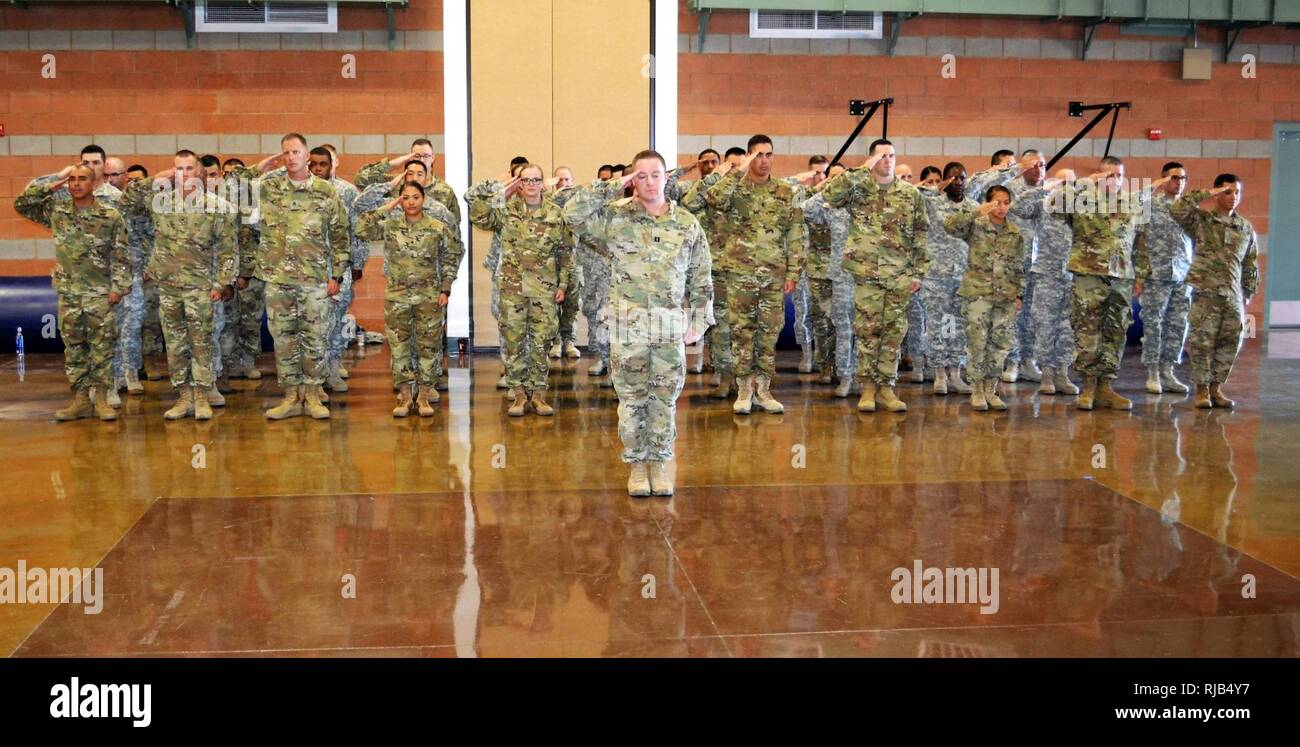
[1147,128,1162,140]
[0,124,6,137]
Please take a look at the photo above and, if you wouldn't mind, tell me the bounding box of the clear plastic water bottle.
[15,327,24,358]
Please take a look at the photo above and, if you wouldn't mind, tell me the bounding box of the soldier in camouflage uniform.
[1134,163,1193,395]
[245,134,351,420]
[819,141,928,413]
[482,161,529,387]
[103,159,151,397]
[120,151,238,420]
[946,186,1027,411]
[788,156,829,374]
[917,162,976,396]
[800,163,857,397]
[467,164,571,417]
[226,156,266,383]
[703,136,806,415]
[15,165,131,421]
[1046,157,1144,410]
[563,150,714,498]
[356,182,463,417]
[546,167,583,360]
[1170,175,1259,409]
[679,149,742,396]
[196,154,234,407]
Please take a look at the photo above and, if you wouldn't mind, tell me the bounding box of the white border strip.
[443,0,470,340]
[652,0,677,165]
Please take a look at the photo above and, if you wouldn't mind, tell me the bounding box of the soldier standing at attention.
[1170,175,1259,409]
[800,163,857,398]
[15,164,131,421]
[547,166,583,361]
[102,157,148,398]
[704,134,806,416]
[563,150,713,498]
[1134,163,1193,395]
[916,162,977,396]
[819,141,928,413]
[356,182,463,417]
[467,163,571,417]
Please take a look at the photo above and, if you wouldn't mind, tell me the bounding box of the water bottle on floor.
[15,327,24,359]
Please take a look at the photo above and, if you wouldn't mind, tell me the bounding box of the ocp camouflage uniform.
[1010,182,1076,371]
[680,171,734,375]
[355,209,462,388]
[1134,191,1193,366]
[15,181,131,393]
[947,208,1027,381]
[548,186,585,352]
[800,193,853,377]
[820,168,928,385]
[1048,181,1144,381]
[466,180,571,393]
[918,188,975,369]
[564,179,714,463]
[231,184,265,376]
[704,169,806,380]
[253,173,351,388]
[121,179,238,390]
[355,159,463,226]
[1170,190,1259,386]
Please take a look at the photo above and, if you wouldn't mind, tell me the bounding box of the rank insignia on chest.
[653,235,661,243]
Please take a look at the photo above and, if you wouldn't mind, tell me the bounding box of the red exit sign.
[1147,128,1162,140]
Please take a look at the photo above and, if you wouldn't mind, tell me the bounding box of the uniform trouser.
[728,277,784,379]
[1070,273,1132,381]
[158,285,216,390]
[235,277,266,372]
[386,287,445,388]
[490,270,505,367]
[807,276,836,371]
[961,296,1017,382]
[324,270,354,378]
[580,249,611,364]
[211,294,226,380]
[57,288,116,392]
[793,274,812,347]
[1139,278,1191,366]
[217,291,239,377]
[557,268,581,346]
[141,278,166,360]
[902,294,926,364]
[706,267,733,373]
[1030,271,1076,370]
[830,271,856,378]
[112,273,145,379]
[919,275,967,368]
[1007,268,1037,364]
[611,339,685,464]
[501,295,557,392]
[854,280,911,385]
[1188,290,1245,385]
[265,281,330,387]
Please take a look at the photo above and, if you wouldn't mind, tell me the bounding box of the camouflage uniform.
[918,189,975,368]
[1010,182,1076,370]
[120,179,238,390]
[902,296,925,368]
[115,199,155,377]
[355,209,462,387]
[1134,191,1193,366]
[355,159,463,226]
[322,177,368,380]
[801,193,854,377]
[232,187,265,376]
[680,172,733,375]
[703,170,806,380]
[1005,177,1041,365]
[466,180,571,392]
[564,179,714,463]
[820,168,928,384]
[1170,191,1259,386]
[947,209,1027,381]
[252,173,351,388]
[1048,181,1143,381]
[15,181,131,392]
[547,187,586,353]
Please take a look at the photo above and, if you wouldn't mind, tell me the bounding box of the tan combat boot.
[1146,365,1163,394]
[315,385,329,404]
[104,383,121,409]
[857,381,877,412]
[564,342,580,359]
[91,386,117,421]
[327,371,348,393]
[1193,384,1212,409]
[1209,383,1235,408]
[648,461,673,496]
[530,390,554,416]
[627,462,651,497]
[932,366,949,395]
[245,366,262,380]
[265,386,303,420]
[164,385,193,420]
[1161,366,1189,394]
[393,386,414,418]
[548,343,562,359]
[507,390,528,417]
[1038,367,1057,395]
[877,385,907,413]
[216,373,233,394]
[1076,376,1097,410]
[947,366,972,394]
[55,388,93,421]
[817,369,834,385]
[589,359,608,377]
[206,385,225,407]
[753,375,783,413]
[1001,361,1019,383]
[303,384,330,419]
[732,376,753,415]
[124,367,144,395]
[1055,368,1079,395]
[1096,379,1133,410]
[985,379,1008,411]
[193,387,213,421]
[970,379,988,411]
[798,345,814,373]
[415,386,437,417]
[1020,359,1043,383]
[337,366,349,380]
[834,376,852,398]
[711,373,732,399]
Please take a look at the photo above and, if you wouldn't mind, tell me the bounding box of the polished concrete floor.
[1,333,1299,657]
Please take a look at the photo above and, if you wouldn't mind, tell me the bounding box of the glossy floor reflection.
[2,332,1298,657]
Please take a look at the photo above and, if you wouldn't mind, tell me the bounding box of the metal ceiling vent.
[749,9,882,39]
[196,2,339,34]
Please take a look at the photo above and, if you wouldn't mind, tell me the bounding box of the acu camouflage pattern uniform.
[1134,191,1194,367]
[680,171,734,376]
[1009,181,1076,372]
[1170,190,1259,386]
[946,208,1028,382]
[820,167,929,385]
[703,169,806,381]
[467,180,572,393]
[225,168,267,377]
[15,181,132,393]
[564,179,714,464]
[800,192,855,379]
[355,209,463,389]
[918,188,976,369]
